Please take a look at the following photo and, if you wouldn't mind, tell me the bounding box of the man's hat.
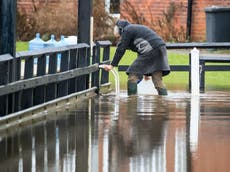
[115,20,130,34]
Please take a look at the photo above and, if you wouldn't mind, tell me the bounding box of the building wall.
[191,0,230,41]
[120,0,230,41]
[17,0,230,41]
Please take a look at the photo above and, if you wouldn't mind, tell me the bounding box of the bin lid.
[205,6,230,13]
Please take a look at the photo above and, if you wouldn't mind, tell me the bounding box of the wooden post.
[77,47,88,91]
[0,0,17,114]
[0,0,16,56]
[0,54,13,116]
[199,60,205,93]
[68,49,78,93]
[57,51,69,97]
[34,54,46,105]
[91,44,100,93]
[78,0,92,44]
[21,56,34,109]
[46,53,58,101]
[78,0,92,92]
[101,46,110,84]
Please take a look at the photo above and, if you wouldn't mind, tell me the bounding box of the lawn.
[16,42,230,91]
[16,41,29,52]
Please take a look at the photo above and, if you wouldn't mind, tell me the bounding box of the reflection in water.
[18,132,23,172]
[103,129,109,172]
[190,96,200,152]
[55,125,60,171]
[0,91,230,172]
[175,128,187,172]
[115,95,168,172]
[32,135,36,172]
[44,123,48,172]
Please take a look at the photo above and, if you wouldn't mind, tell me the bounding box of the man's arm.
[111,31,131,66]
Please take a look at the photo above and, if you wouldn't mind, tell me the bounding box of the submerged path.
[0,91,230,172]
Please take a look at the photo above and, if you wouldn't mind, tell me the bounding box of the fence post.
[34,54,46,105]
[57,51,69,97]
[199,60,205,92]
[0,54,13,116]
[77,47,88,91]
[0,0,16,56]
[189,53,191,92]
[96,41,111,85]
[101,45,110,84]
[46,53,58,101]
[68,48,78,94]
[190,48,200,95]
[21,56,34,109]
[91,43,100,93]
[13,56,22,112]
[78,0,92,44]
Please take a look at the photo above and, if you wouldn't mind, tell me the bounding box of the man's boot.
[127,80,137,95]
[156,87,168,95]
[152,71,168,96]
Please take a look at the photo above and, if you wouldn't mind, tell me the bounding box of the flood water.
[0,91,230,172]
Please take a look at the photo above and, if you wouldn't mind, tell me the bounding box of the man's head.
[113,19,130,37]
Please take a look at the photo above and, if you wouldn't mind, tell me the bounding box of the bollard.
[190,48,200,151]
[191,47,200,95]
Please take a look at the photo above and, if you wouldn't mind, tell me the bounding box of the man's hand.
[103,64,114,71]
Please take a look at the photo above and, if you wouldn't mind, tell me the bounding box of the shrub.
[93,0,115,42]
[17,9,37,41]
[17,0,116,42]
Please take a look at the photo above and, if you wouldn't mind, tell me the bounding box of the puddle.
[0,91,230,172]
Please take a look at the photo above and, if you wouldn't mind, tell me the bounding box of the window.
[105,0,120,14]
[110,0,120,14]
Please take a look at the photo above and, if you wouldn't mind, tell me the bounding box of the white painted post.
[90,16,94,54]
[190,96,200,152]
[191,48,200,95]
[190,47,200,152]
[89,16,94,89]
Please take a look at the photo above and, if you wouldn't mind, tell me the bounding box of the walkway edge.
[0,87,97,132]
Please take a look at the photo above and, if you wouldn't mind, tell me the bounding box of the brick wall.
[17,0,230,41]
[120,0,230,41]
[192,0,230,41]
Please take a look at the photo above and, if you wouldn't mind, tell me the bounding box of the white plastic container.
[44,34,58,48]
[28,33,45,50]
[64,35,78,45]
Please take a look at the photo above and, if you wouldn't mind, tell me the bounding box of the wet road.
[0,91,230,172]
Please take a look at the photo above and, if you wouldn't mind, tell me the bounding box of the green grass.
[16,41,28,52]
[16,42,230,91]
